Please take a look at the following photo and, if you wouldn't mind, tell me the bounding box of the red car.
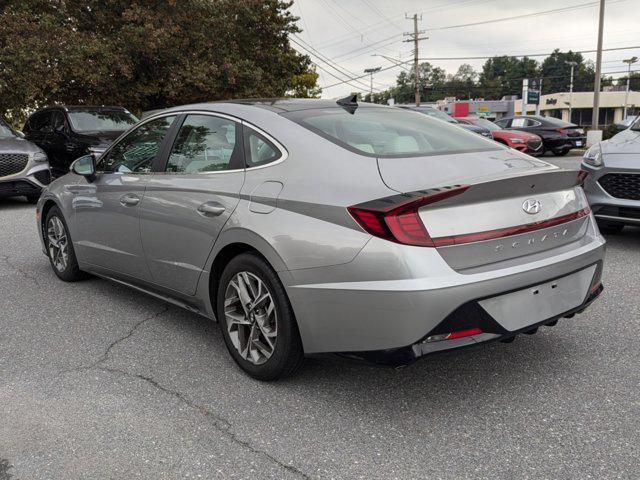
[458,117,544,156]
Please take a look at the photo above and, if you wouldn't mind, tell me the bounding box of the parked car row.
[35,97,606,380]
[1,106,138,203]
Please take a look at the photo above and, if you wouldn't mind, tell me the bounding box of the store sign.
[527,90,540,105]
[546,98,558,105]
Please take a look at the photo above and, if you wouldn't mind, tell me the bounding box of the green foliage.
[381,50,615,104]
[540,49,595,94]
[0,0,318,123]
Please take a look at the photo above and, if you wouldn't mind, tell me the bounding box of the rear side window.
[26,111,52,132]
[166,114,242,173]
[283,107,496,157]
[244,127,282,167]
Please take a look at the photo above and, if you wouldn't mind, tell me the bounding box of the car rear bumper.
[284,215,605,354]
[344,281,603,367]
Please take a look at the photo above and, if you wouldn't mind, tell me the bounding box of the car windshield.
[284,107,498,157]
[413,107,458,123]
[470,118,501,131]
[67,110,138,132]
[0,122,15,138]
[630,117,640,132]
[538,116,573,127]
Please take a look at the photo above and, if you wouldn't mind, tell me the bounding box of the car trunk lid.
[375,150,590,270]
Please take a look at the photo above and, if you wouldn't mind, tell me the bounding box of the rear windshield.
[284,107,498,157]
[68,110,138,132]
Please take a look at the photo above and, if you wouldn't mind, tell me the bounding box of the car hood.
[601,129,640,154]
[0,136,43,154]
[75,130,126,146]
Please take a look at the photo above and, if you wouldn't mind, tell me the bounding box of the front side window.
[284,107,497,157]
[97,116,176,173]
[67,110,138,132]
[494,118,510,128]
[166,115,241,173]
[244,128,282,167]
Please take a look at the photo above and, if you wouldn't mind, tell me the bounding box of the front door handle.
[197,202,226,217]
[119,194,140,206]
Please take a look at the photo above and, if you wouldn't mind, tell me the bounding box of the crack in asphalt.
[59,305,171,374]
[1,254,41,287]
[98,366,311,480]
[56,304,310,479]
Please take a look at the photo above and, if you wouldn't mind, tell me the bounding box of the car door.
[24,111,53,153]
[72,115,177,280]
[139,113,245,295]
[46,110,76,172]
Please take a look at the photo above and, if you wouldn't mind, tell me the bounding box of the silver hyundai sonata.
[36,98,606,380]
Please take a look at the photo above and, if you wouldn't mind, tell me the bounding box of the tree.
[540,49,594,94]
[0,0,318,123]
[479,56,539,99]
[288,68,322,98]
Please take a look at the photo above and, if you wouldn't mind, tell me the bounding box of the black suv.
[23,106,138,176]
[494,115,586,156]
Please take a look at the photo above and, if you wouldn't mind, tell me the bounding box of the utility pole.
[403,14,427,106]
[364,67,381,102]
[623,56,638,119]
[566,61,578,123]
[535,77,543,115]
[592,0,605,130]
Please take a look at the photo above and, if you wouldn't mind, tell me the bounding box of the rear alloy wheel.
[45,207,86,281]
[217,253,303,380]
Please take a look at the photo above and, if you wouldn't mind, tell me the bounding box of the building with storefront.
[440,90,639,127]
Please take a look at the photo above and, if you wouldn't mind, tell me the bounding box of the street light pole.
[623,56,638,120]
[363,67,381,102]
[592,0,606,130]
[566,61,578,123]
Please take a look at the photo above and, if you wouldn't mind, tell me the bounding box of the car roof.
[31,106,130,114]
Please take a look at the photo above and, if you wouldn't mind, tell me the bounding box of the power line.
[290,36,383,93]
[320,45,640,89]
[429,0,626,31]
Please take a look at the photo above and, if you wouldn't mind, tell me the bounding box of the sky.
[289,0,640,98]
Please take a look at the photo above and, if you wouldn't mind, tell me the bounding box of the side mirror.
[614,122,628,131]
[54,125,66,135]
[15,130,25,138]
[70,154,96,181]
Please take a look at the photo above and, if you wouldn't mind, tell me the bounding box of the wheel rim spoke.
[47,217,69,272]
[224,271,278,366]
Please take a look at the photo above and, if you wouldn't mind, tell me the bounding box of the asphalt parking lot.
[1,156,639,480]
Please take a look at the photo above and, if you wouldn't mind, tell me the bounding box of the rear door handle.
[197,202,226,217]
[119,194,140,206]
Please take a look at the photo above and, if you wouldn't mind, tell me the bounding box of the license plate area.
[479,265,596,332]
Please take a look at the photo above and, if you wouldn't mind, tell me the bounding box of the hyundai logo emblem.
[522,198,542,214]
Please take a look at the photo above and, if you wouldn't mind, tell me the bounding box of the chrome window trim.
[143,110,288,175]
[96,112,179,174]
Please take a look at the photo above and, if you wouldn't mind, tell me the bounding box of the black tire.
[552,148,570,156]
[216,252,304,380]
[44,206,87,281]
[596,220,624,235]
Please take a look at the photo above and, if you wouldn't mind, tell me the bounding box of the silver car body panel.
[36,101,606,356]
[582,128,640,224]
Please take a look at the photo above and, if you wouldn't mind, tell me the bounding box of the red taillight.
[556,128,569,134]
[348,185,470,247]
[577,169,589,186]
